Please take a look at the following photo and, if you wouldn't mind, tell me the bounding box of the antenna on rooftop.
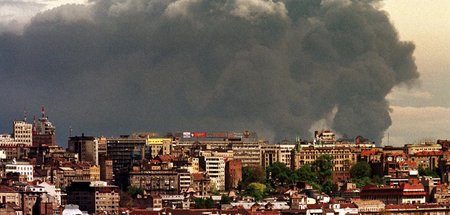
[33,115,37,133]
[41,106,45,118]
[23,109,27,122]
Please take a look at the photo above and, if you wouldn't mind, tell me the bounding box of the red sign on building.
[193,132,207,138]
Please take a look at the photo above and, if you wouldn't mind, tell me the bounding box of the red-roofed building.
[360,149,382,162]
[361,174,426,204]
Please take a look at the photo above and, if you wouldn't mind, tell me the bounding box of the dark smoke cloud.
[0,0,418,145]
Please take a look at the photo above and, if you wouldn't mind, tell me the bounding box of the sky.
[0,0,448,147]
[381,0,450,145]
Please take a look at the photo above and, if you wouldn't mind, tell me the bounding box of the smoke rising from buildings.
[0,0,418,144]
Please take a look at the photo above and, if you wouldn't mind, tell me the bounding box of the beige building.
[262,143,295,168]
[232,141,263,167]
[0,134,15,146]
[175,131,263,167]
[99,158,113,182]
[405,142,442,155]
[51,165,91,188]
[0,185,20,206]
[129,170,179,194]
[292,146,356,182]
[353,200,385,214]
[147,138,172,158]
[89,165,100,181]
[13,121,32,146]
[67,181,119,215]
[200,150,234,161]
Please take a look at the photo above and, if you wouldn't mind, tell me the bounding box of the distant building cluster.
[2,112,450,215]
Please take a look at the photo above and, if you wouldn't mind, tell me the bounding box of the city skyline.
[1,0,449,146]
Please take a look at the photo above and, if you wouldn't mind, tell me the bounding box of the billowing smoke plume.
[0,0,418,144]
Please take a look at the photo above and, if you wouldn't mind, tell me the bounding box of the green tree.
[242,166,265,188]
[126,186,144,198]
[418,166,439,177]
[194,198,206,209]
[349,161,373,188]
[312,155,334,185]
[311,155,334,194]
[205,197,215,208]
[266,162,293,186]
[220,195,231,204]
[295,164,316,183]
[372,175,385,185]
[350,161,371,179]
[245,182,267,201]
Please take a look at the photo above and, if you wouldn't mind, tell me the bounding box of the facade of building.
[129,170,180,195]
[99,157,113,182]
[106,136,149,173]
[0,185,20,206]
[199,154,226,191]
[406,143,442,156]
[51,165,91,189]
[361,175,427,204]
[0,134,15,147]
[147,138,172,158]
[292,146,355,182]
[232,141,263,167]
[13,121,32,146]
[67,135,97,165]
[32,108,56,147]
[5,160,34,181]
[66,181,119,215]
[262,143,296,169]
[225,159,242,190]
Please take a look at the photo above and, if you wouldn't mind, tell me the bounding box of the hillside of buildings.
[1,109,450,214]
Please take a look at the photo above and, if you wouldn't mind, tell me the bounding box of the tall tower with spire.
[32,106,56,147]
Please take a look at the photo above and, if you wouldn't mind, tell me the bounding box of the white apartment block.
[5,160,34,181]
[179,171,191,193]
[200,155,225,191]
[13,121,32,146]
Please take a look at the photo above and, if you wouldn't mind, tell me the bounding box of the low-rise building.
[5,159,34,181]
[66,181,119,215]
[0,185,20,206]
[353,200,385,214]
